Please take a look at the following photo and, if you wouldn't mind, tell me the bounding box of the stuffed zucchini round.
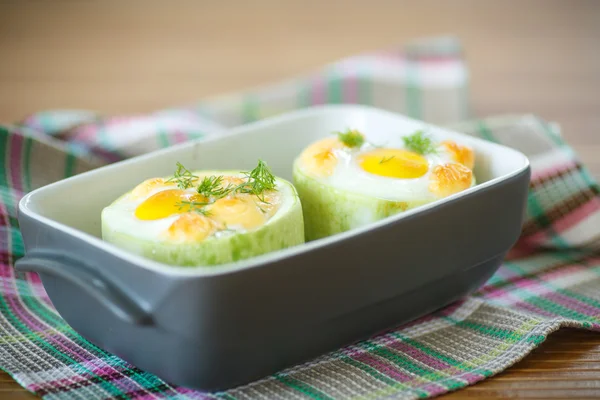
[102,161,304,266]
[293,130,476,241]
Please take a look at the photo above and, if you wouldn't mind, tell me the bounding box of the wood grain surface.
[0,1,599,398]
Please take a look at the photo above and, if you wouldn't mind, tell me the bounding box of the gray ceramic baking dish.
[15,105,530,391]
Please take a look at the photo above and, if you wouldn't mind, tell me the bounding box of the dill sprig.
[239,159,277,202]
[335,129,365,149]
[166,162,199,189]
[402,130,437,155]
[176,200,212,216]
[379,155,396,164]
[196,175,233,199]
[198,160,277,203]
[169,160,278,215]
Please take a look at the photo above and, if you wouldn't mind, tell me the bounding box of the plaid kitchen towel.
[0,36,599,399]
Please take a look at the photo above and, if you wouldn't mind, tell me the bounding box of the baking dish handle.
[15,250,152,325]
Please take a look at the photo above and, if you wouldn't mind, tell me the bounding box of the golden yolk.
[129,178,174,200]
[358,148,429,179]
[208,196,268,230]
[135,189,207,220]
[429,163,473,198]
[300,137,345,177]
[220,176,245,187]
[163,213,222,242]
[442,141,475,170]
[249,192,281,219]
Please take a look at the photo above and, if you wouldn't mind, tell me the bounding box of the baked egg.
[293,129,476,240]
[102,161,304,266]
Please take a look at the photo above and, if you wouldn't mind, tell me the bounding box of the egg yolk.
[208,196,268,230]
[163,213,222,242]
[429,163,473,198]
[220,176,245,187]
[358,148,429,179]
[299,137,345,177]
[135,189,207,220]
[129,178,174,200]
[251,192,281,218]
[442,141,475,170]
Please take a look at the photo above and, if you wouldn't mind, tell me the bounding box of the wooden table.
[0,1,599,398]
